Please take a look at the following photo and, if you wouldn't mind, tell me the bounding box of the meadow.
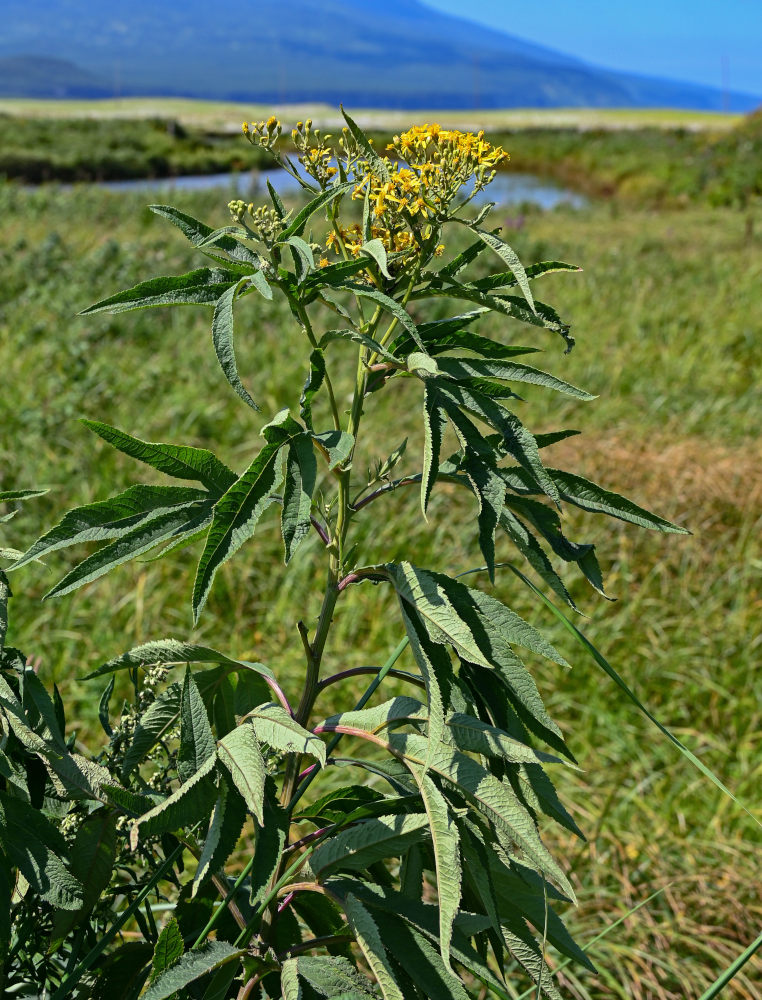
[0,149,760,996]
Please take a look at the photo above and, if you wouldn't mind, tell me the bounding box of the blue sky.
[423,0,762,97]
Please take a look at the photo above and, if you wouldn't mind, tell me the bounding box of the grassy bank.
[2,101,761,208]
[1,182,760,996]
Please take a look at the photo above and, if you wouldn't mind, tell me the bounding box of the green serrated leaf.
[312,429,354,470]
[340,107,390,182]
[311,813,429,876]
[278,181,355,239]
[212,281,259,410]
[50,812,118,949]
[86,637,274,682]
[282,433,317,563]
[81,267,243,315]
[360,238,392,278]
[245,703,326,765]
[216,723,266,824]
[342,893,403,1000]
[193,442,284,622]
[178,668,216,783]
[149,204,260,267]
[297,955,378,998]
[150,916,184,983]
[43,501,213,600]
[408,767,461,971]
[132,753,218,847]
[142,941,245,1000]
[81,420,237,493]
[300,349,326,431]
[319,327,399,365]
[467,227,536,312]
[0,793,83,909]
[437,357,594,401]
[281,957,302,1000]
[192,776,247,896]
[10,485,208,572]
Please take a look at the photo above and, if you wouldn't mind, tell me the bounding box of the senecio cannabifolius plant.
[3,111,686,999]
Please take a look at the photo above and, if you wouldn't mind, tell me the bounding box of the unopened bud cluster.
[242,115,282,151]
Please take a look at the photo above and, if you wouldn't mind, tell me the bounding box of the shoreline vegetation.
[1,99,760,207]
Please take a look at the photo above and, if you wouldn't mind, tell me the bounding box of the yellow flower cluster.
[325,223,418,258]
[242,116,282,151]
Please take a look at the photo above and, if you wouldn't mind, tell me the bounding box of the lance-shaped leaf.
[0,571,8,651]
[319,327,400,365]
[369,909,472,1000]
[278,180,355,239]
[421,382,448,518]
[283,235,315,283]
[470,260,582,294]
[488,857,595,971]
[385,562,567,668]
[0,793,84,909]
[326,879,507,997]
[178,668,216,782]
[501,465,689,533]
[304,256,370,291]
[360,238,392,278]
[342,893,404,1000]
[50,812,118,949]
[86,638,275,682]
[81,420,237,493]
[311,813,429,876]
[400,325,539,360]
[397,603,450,753]
[245,703,326,765]
[149,204,260,267]
[80,267,244,315]
[192,442,284,622]
[10,485,208,572]
[438,380,561,504]
[300,349,325,430]
[250,789,290,906]
[312,429,354,470]
[150,916,184,983]
[436,357,595,401]
[417,281,574,352]
[499,507,576,610]
[297,956,378,998]
[407,765,461,972]
[330,282,424,351]
[192,776,247,896]
[142,942,245,1000]
[131,752,218,848]
[216,722,267,824]
[281,958,302,1000]
[43,501,213,600]
[282,432,317,562]
[447,714,561,765]
[319,697,426,737]
[341,106,390,182]
[211,280,259,410]
[388,733,574,899]
[467,226,536,312]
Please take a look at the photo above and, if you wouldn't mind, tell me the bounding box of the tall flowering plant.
[3,110,685,999]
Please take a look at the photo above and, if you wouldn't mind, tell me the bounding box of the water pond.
[102,166,588,211]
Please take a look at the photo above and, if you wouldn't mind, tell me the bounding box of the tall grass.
[1,180,760,996]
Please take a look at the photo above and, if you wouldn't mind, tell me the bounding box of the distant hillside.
[0,56,110,98]
[1,0,758,110]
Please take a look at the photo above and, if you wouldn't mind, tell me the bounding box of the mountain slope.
[1,0,758,110]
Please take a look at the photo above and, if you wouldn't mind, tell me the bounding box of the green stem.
[293,297,342,431]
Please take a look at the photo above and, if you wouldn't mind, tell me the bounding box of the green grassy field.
[1,178,760,997]
[0,98,744,132]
